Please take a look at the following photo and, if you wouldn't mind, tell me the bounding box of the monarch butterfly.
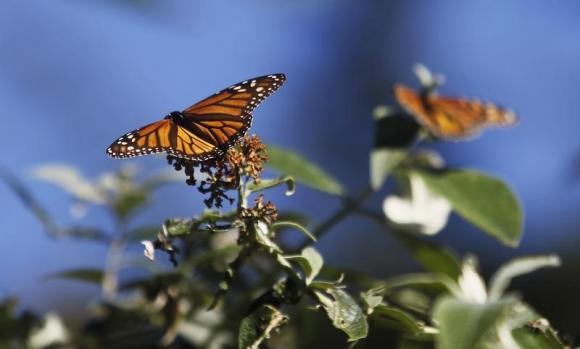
[106,74,286,161]
[393,84,517,140]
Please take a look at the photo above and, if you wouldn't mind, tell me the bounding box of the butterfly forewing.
[106,74,286,161]
[181,74,286,148]
[393,84,435,130]
[184,74,286,118]
[393,83,517,140]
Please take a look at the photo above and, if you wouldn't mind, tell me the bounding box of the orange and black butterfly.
[106,74,286,161]
[393,84,517,140]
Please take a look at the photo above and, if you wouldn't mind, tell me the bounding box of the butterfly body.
[106,74,285,161]
[394,84,517,140]
[164,111,186,122]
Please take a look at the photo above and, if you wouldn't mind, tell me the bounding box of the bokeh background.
[1,0,579,336]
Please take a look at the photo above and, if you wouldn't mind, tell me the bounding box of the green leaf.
[272,221,316,241]
[512,322,567,349]
[488,255,560,301]
[285,247,324,285]
[1,166,56,232]
[266,145,344,196]
[416,169,523,247]
[370,111,419,190]
[500,303,567,349]
[395,232,461,279]
[384,273,460,297]
[253,222,283,254]
[238,305,288,349]
[433,296,518,349]
[314,287,368,342]
[112,190,148,219]
[247,176,295,196]
[31,164,106,204]
[370,148,408,190]
[252,223,294,273]
[46,268,104,284]
[209,247,254,310]
[58,227,110,242]
[310,278,344,291]
[388,289,432,317]
[360,287,384,314]
[372,304,431,336]
[127,225,159,242]
[164,218,193,236]
[1,166,109,241]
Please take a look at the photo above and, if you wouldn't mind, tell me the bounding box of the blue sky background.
[1,0,580,333]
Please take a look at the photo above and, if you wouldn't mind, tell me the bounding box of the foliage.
[0,66,571,349]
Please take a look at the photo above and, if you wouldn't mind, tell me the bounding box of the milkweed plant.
[0,66,571,349]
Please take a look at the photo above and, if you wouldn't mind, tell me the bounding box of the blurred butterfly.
[393,84,517,140]
[106,74,286,161]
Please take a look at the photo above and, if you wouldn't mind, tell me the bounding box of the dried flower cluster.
[167,135,268,208]
[241,194,279,226]
[226,135,268,184]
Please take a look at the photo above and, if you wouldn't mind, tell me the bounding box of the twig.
[102,217,128,299]
[295,186,374,251]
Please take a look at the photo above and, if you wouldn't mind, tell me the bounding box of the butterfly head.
[165,111,185,122]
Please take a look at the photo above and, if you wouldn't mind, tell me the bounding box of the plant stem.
[295,186,374,251]
[237,170,248,211]
[102,216,128,299]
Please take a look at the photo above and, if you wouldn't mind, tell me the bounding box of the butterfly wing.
[106,74,286,161]
[180,74,286,148]
[394,84,517,139]
[106,119,219,160]
[394,84,439,132]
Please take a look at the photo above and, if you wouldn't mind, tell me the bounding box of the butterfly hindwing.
[106,120,173,159]
[106,119,220,160]
[106,74,286,161]
[393,83,516,139]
